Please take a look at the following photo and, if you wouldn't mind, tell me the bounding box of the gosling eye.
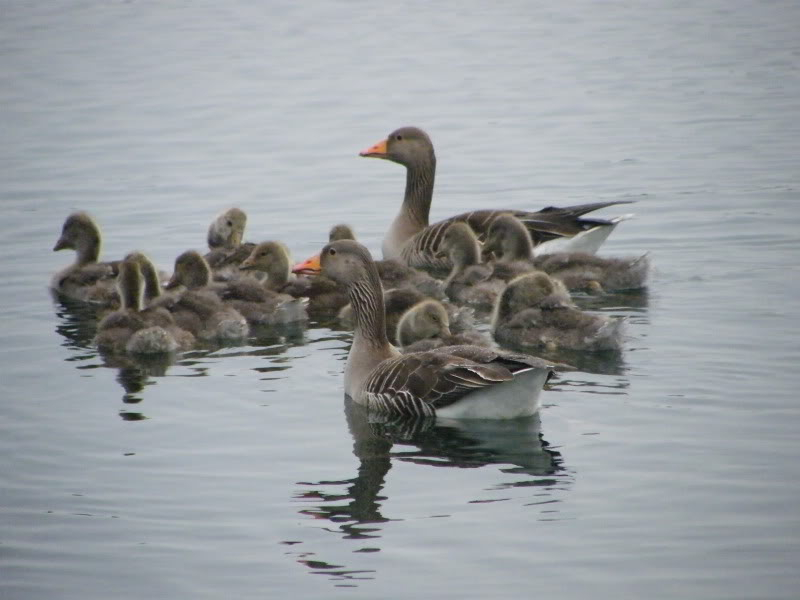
[226,220,233,227]
[328,248,337,256]
[395,134,403,141]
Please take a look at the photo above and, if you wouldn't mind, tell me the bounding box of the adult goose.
[328,223,444,299]
[293,240,553,419]
[484,213,649,292]
[359,126,634,271]
[492,272,625,352]
[51,212,118,304]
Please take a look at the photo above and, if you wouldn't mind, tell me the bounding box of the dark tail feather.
[536,200,636,219]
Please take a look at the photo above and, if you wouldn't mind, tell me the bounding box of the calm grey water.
[2,1,799,598]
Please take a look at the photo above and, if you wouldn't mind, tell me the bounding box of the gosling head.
[494,272,558,324]
[329,224,356,242]
[124,252,162,301]
[207,207,247,250]
[116,258,145,312]
[439,222,481,267]
[240,241,292,287]
[485,214,532,262]
[396,299,452,347]
[166,250,212,290]
[53,212,102,264]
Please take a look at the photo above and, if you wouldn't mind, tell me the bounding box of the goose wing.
[360,346,552,417]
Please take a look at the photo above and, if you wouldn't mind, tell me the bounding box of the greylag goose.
[485,213,649,292]
[359,126,634,270]
[51,212,118,304]
[327,223,444,298]
[439,222,506,311]
[241,241,346,314]
[492,272,625,352]
[204,207,256,275]
[96,258,194,354]
[292,240,553,419]
[396,299,492,353]
[162,250,250,341]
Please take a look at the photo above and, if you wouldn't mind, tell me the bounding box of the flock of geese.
[51,126,648,420]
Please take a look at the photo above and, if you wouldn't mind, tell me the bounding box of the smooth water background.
[2,1,799,598]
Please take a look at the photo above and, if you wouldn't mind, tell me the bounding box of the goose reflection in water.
[287,398,570,583]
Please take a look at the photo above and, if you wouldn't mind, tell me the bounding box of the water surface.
[2,1,799,598]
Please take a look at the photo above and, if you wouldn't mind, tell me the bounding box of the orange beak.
[359,137,388,158]
[292,253,322,276]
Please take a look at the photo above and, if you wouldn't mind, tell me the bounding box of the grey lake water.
[2,1,799,598]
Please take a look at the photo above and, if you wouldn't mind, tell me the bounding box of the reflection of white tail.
[533,213,635,257]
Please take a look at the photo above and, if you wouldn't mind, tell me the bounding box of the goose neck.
[402,155,436,227]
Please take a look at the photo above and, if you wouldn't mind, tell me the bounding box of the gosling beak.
[239,258,254,271]
[292,254,322,276]
[164,274,180,290]
[53,236,70,252]
[359,137,388,158]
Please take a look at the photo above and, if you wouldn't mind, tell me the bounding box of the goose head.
[207,207,247,250]
[484,214,533,262]
[438,222,481,268]
[125,251,162,301]
[359,126,435,168]
[396,299,452,347]
[329,223,356,242]
[240,241,292,288]
[293,240,378,288]
[166,250,212,290]
[116,258,145,312]
[494,272,558,323]
[53,212,102,265]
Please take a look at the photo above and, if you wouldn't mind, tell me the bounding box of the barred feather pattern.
[357,346,548,417]
[400,201,636,271]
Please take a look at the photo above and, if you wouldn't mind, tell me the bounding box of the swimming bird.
[96,258,194,354]
[396,299,492,353]
[293,240,553,419]
[492,272,625,352]
[484,213,649,292]
[241,241,344,315]
[162,250,250,341]
[359,126,634,270]
[327,223,444,298]
[51,212,118,304]
[337,286,476,345]
[439,222,505,311]
[204,207,256,276]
